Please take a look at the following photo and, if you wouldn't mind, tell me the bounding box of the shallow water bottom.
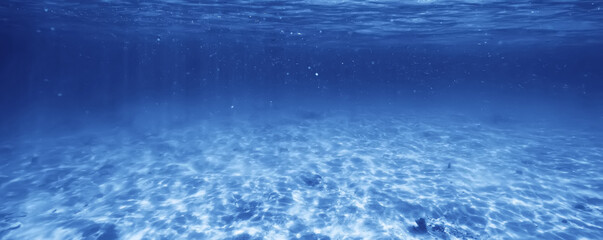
[1,112,601,240]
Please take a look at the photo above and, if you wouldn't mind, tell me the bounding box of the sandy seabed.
[1,111,601,240]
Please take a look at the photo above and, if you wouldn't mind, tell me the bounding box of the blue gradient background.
[1,1,602,239]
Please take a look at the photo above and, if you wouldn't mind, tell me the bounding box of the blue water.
[1,1,602,239]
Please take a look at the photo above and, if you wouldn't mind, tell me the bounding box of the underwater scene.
[1,1,602,239]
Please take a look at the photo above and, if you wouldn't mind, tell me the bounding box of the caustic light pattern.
[1,113,601,239]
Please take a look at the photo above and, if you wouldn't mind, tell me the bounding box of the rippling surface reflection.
[2,0,602,46]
